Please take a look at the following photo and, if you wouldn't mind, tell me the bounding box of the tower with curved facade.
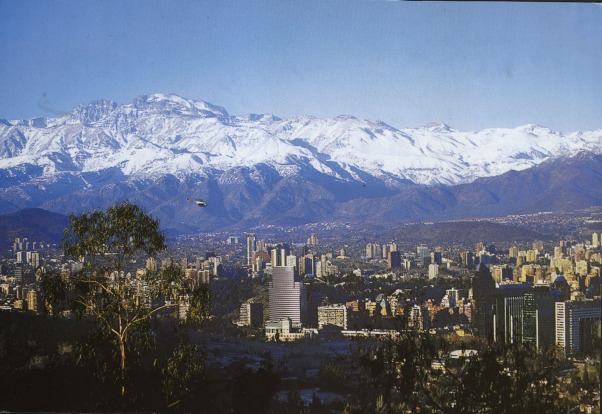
[269,266,304,326]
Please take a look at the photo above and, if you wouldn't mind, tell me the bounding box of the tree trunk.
[119,336,126,398]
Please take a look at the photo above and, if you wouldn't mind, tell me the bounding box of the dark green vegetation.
[56,202,210,399]
[0,311,282,413]
[351,332,564,413]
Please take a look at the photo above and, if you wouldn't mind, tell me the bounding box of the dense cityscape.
[0,207,600,412]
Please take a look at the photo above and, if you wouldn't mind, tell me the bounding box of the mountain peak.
[424,122,454,133]
[516,124,556,134]
[132,94,229,119]
[70,99,119,126]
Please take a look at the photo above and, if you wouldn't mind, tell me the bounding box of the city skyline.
[1,1,601,132]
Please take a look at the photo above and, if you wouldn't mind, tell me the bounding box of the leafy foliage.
[42,201,210,402]
[163,341,206,409]
[351,331,563,413]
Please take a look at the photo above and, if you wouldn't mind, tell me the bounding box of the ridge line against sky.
[0,1,601,133]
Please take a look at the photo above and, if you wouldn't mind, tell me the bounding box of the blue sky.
[1,1,601,132]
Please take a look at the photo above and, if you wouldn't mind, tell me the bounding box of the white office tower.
[269,266,304,326]
[592,232,600,248]
[428,263,439,279]
[246,233,256,267]
[286,255,297,269]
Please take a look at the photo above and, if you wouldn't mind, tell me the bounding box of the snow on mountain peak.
[131,93,229,119]
[70,99,119,126]
[424,122,454,133]
[0,94,600,188]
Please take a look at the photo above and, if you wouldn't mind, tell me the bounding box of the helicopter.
[187,198,207,207]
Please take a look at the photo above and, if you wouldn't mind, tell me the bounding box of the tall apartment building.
[317,304,348,330]
[430,251,442,265]
[270,243,290,267]
[246,233,256,268]
[428,263,439,280]
[299,254,315,276]
[286,255,297,269]
[239,302,264,327]
[555,299,601,356]
[491,265,513,283]
[388,251,401,269]
[27,289,39,313]
[27,251,40,268]
[269,266,304,326]
[409,304,430,331]
[460,250,474,267]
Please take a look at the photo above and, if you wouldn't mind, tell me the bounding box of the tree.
[163,341,206,410]
[57,201,209,401]
[351,331,563,413]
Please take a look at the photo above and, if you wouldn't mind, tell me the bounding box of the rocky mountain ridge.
[0,93,600,232]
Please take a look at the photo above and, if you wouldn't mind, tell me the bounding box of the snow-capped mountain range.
[1,93,600,232]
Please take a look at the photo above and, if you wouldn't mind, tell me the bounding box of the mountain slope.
[0,208,69,250]
[0,94,600,231]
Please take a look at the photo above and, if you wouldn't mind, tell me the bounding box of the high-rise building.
[592,232,600,248]
[286,255,297,269]
[372,243,381,259]
[307,233,319,246]
[16,251,26,264]
[446,288,464,306]
[523,286,556,350]
[27,289,39,313]
[428,264,439,280]
[532,240,544,252]
[554,246,563,260]
[246,233,256,268]
[269,266,304,326]
[491,265,513,284]
[526,250,538,263]
[381,244,389,260]
[388,251,401,269]
[492,284,531,344]
[27,251,40,268]
[417,244,429,264]
[460,251,474,267]
[317,304,348,330]
[14,264,24,285]
[430,251,442,265]
[555,299,601,356]
[270,243,290,267]
[409,304,429,331]
[472,264,496,340]
[239,302,264,327]
[365,243,374,260]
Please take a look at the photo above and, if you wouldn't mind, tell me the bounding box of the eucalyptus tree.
[59,201,209,399]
